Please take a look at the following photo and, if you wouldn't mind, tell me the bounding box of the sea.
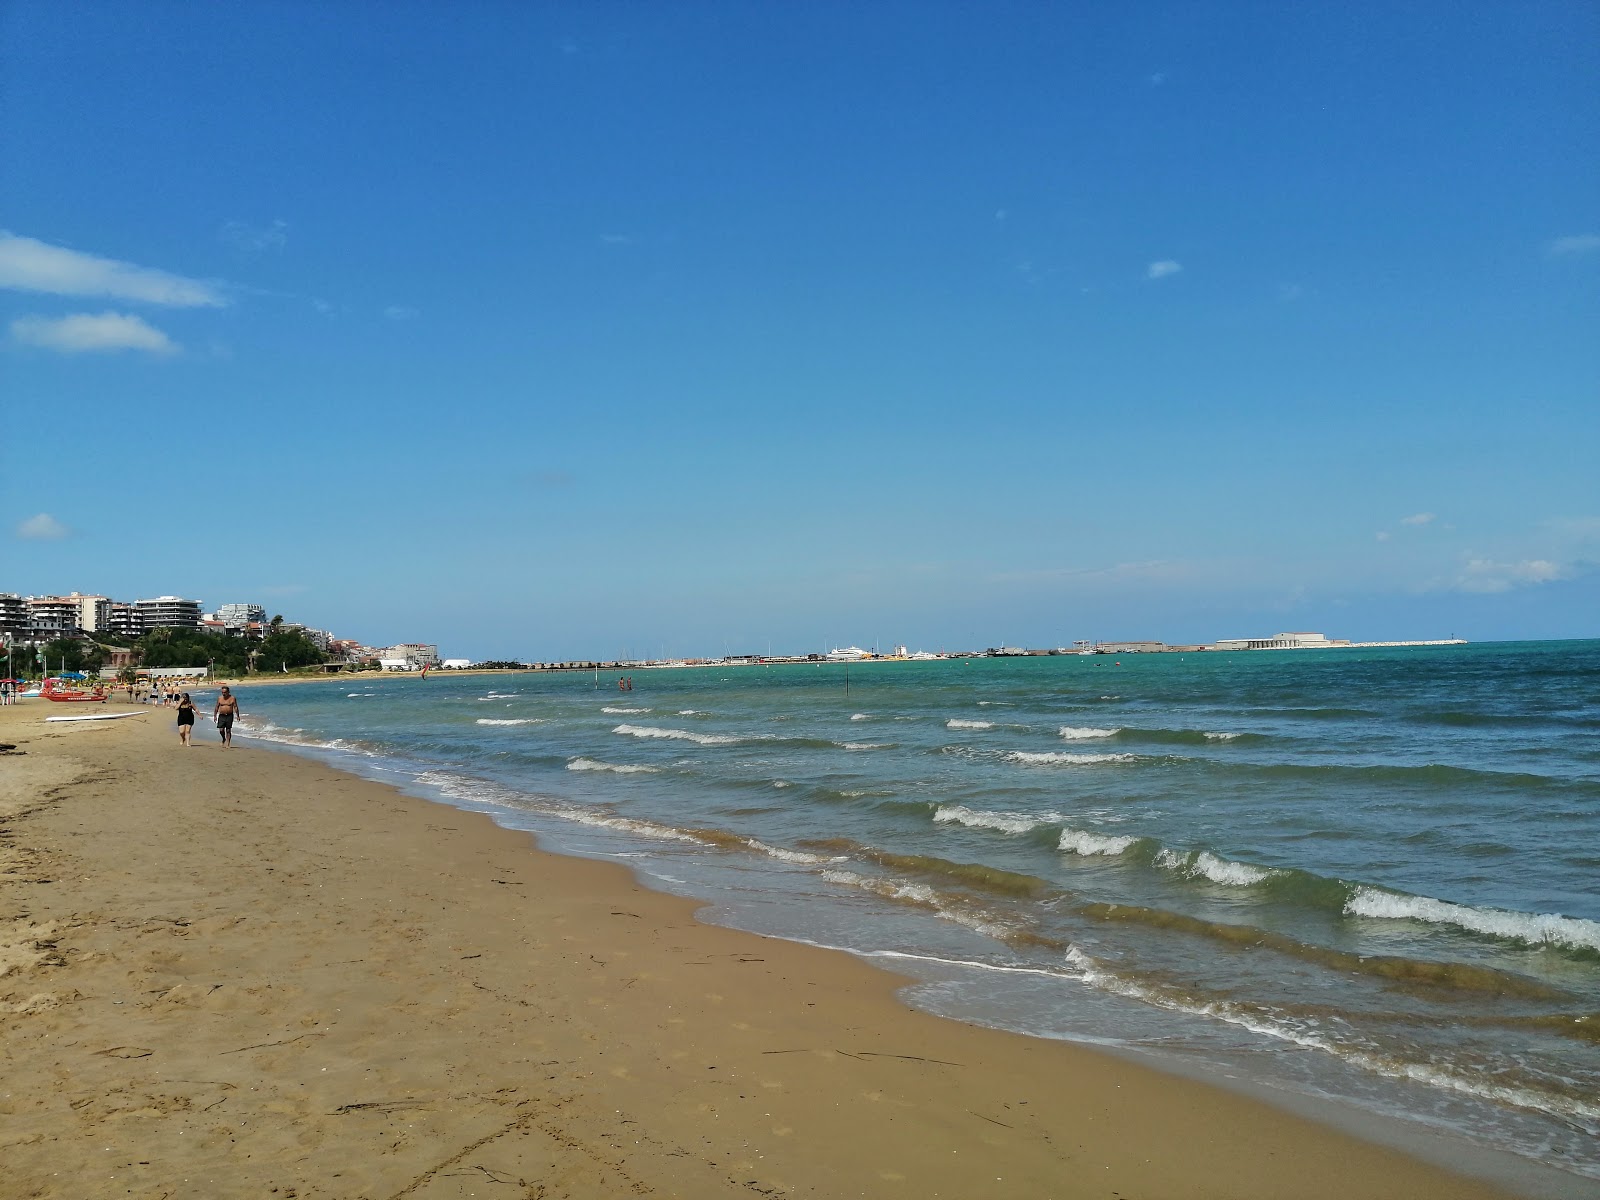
[223,640,1600,1191]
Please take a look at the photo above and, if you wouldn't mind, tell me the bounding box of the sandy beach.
[0,701,1533,1199]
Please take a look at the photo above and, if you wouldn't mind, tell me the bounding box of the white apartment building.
[27,593,112,635]
[216,602,266,629]
[382,643,441,670]
[135,596,203,630]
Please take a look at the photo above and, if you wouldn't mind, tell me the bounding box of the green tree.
[38,638,105,674]
[253,629,324,673]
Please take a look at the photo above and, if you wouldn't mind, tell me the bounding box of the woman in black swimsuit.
[176,693,197,747]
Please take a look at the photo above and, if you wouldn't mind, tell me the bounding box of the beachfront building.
[217,602,266,630]
[27,595,91,637]
[1093,641,1168,654]
[135,596,203,630]
[1210,632,1351,651]
[104,602,143,640]
[0,593,29,638]
[381,643,441,670]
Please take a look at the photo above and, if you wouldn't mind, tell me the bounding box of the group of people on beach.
[134,682,187,706]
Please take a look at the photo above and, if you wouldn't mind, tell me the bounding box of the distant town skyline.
[4,3,1596,660]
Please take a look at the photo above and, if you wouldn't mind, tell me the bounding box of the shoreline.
[0,701,1561,1198]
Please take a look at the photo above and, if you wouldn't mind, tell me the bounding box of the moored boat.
[42,677,108,703]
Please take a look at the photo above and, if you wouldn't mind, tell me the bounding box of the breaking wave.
[1058,726,1120,740]
[1006,750,1137,766]
[476,718,543,726]
[935,805,1059,835]
[612,723,744,746]
[946,718,994,730]
[567,757,660,774]
[1058,828,1142,856]
[1345,888,1600,955]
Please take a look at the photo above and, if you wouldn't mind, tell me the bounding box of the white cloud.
[1375,531,1391,542]
[220,219,288,254]
[11,311,177,354]
[0,231,225,307]
[16,512,70,540]
[1548,234,1600,257]
[1455,558,1570,594]
[1148,72,1166,86]
[1400,512,1435,526]
[383,305,418,321]
[1146,260,1182,280]
[599,233,633,246]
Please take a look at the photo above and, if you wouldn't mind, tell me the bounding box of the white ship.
[825,646,871,661]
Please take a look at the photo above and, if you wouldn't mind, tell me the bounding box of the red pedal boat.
[42,677,109,703]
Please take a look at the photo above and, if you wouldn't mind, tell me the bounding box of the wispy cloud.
[1400,512,1435,526]
[598,233,634,246]
[0,231,225,307]
[1454,557,1570,593]
[1375,531,1391,542]
[220,219,288,255]
[1146,260,1182,280]
[1547,234,1600,258]
[383,305,419,321]
[16,512,71,540]
[10,311,177,354]
[1148,72,1166,86]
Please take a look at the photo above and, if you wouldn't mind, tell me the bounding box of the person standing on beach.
[176,693,197,747]
[214,686,240,747]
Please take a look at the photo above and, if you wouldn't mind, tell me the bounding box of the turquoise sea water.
[228,640,1600,1186]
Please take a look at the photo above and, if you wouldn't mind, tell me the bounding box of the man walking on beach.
[214,686,240,748]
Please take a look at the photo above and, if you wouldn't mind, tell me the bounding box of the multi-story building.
[0,593,30,639]
[28,593,112,635]
[27,595,86,637]
[104,602,143,640]
[383,643,441,670]
[135,596,203,630]
[216,602,266,630]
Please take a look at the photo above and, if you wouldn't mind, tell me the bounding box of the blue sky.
[3,2,1597,659]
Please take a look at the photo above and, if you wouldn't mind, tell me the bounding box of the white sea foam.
[934,805,1056,835]
[237,721,380,757]
[1058,828,1139,856]
[612,723,743,746]
[485,692,519,699]
[1345,888,1600,953]
[850,713,871,721]
[476,718,542,726]
[840,741,892,751]
[1058,726,1119,740]
[1062,947,1600,1126]
[558,810,704,843]
[822,869,940,907]
[602,706,651,714]
[346,692,377,697]
[1156,849,1277,886]
[678,709,707,716]
[566,757,659,774]
[820,871,1018,941]
[1006,750,1136,766]
[772,780,793,788]
[946,718,994,730]
[1204,731,1243,741]
[748,840,842,865]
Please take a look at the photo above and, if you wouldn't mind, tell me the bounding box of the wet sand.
[0,701,1530,1198]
